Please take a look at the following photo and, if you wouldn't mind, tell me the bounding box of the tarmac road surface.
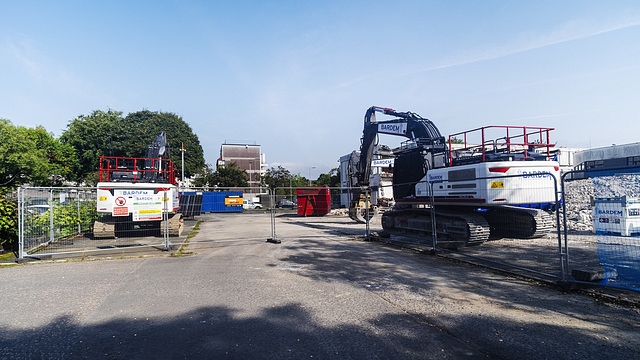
[0,213,638,359]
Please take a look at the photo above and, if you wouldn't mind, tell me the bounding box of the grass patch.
[171,219,201,257]
[0,252,15,261]
[187,220,201,239]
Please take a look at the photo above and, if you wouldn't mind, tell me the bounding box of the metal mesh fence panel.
[562,172,640,290]
[18,186,176,260]
[176,187,272,244]
[271,187,375,244]
[379,172,564,280]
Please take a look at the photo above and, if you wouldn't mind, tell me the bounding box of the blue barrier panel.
[181,191,243,213]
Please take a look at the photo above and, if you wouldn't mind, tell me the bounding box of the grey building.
[573,142,640,177]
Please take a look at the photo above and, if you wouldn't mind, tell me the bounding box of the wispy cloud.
[412,15,640,74]
[2,36,92,98]
[2,37,43,79]
[338,14,640,88]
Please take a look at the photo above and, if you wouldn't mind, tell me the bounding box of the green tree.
[316,168,340,187]
[122,110,205,178]
[212,162,249,187]
[261,166,292,189]
[0,190,17,251]
[28,126,78,185]
[59,109,127,184]
[0,120,77,249]
[193,162,248,188]
[291,174,307,188]
[191,164,216,187]
[61,109,205,184]
[1,119,76,187]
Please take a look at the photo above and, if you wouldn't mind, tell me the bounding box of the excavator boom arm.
[356,106,447,187]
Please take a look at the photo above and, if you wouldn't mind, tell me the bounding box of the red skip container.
[296,187,331,216]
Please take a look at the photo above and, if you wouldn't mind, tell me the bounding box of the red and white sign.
[115,197,127,206]
[113,207,129,216]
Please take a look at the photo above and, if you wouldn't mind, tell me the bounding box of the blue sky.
[2,1,640,177]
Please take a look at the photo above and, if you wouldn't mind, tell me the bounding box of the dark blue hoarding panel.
[179,194,203,217]
[181,191,243,213]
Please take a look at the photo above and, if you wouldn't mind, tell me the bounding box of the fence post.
[560,171,580,283]
[555,173,568,282]
[17,187,24,261]
[430,180,437,250]
[365,187,371,240]
[49,189,54,244]
[267,188,280,244]
[163,190,170,250]
[77,190,81,235]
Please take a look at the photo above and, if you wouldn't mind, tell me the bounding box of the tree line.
[2,110,205,188]
[0,109,339,250]
[1,109,206,250]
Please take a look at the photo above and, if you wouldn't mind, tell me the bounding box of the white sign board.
[378,123,407,136]
[371,159,394,167]
[132,193,164,221]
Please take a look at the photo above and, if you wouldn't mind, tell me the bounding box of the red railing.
[99,156,178,184]
[448,125,555,166]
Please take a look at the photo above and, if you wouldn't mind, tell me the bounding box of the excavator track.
[480,206,555,239]
[381,208,490,249]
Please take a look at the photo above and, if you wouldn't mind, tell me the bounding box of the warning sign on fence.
[113,207,128,216]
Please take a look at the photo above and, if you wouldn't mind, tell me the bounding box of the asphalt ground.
[0,212,639,359]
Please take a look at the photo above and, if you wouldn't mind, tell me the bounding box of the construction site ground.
[1,211,639,359]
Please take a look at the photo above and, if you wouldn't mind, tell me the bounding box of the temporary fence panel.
[296,187,331,216]
[274,177,565,282]
[174,187,272,245]
[18,186,175,260]
[271,187,376,244]
[411,172,565,281]
[561,171,640,291]
[181,191,242,213]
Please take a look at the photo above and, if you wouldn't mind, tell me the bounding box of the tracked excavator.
[93,132,184,238]
[348,106,560,248]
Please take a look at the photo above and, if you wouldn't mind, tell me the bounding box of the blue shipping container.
[181,191,243,213]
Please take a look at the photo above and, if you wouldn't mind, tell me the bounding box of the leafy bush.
[0,189,18,250]
[30,200,97,239]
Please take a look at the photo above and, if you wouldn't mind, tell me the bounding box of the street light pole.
[308,166,316,186]
[180,142,186,188]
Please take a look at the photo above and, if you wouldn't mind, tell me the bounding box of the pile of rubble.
[329,208,350,216]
